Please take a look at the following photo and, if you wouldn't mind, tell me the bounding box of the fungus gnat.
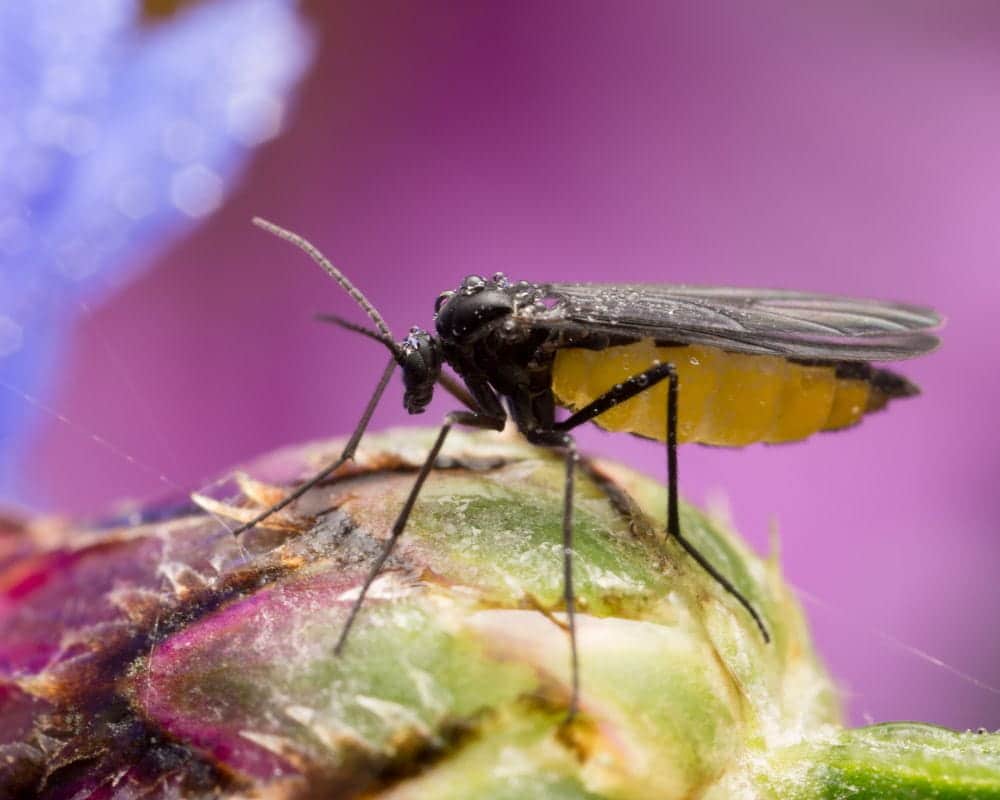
[232,217,941,721]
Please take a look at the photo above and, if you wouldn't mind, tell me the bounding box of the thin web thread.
[0,379,239,540]
[77,295,182,478]
[793,583,1000,697]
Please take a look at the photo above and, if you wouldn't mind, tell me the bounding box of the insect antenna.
[252,217,403,360]
[223,221,407,541]
[315,313,396,350]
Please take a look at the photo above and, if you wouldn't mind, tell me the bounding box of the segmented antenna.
[252,217,401,358]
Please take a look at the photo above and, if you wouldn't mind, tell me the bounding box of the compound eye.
[434,291,455,315]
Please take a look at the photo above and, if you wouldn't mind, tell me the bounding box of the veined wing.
[536,283,942,361]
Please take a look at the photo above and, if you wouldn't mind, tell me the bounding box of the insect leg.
[560,436,581,721]
[553,362,770,643]
[228,356,397,539]
[554,362,676,432]
[513,427,582,722]
[435,372,480,412]
[662,370,771,643]
[334,409,505,655]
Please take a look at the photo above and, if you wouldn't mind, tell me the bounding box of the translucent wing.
[537,283,942,361]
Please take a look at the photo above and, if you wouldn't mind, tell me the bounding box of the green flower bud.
[1,428,996,798]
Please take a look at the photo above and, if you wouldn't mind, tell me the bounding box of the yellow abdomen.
[552,341,874,446]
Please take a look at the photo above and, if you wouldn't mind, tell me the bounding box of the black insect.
[233,217,941,720]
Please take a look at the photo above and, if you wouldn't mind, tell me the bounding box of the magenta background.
[18,3,1000,729]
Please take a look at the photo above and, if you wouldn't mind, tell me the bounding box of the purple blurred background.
[15,3,1000,729]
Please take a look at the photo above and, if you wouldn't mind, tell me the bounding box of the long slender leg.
[560,436,581,721]
[229,356,397,538]
[513,428,582,722]
[555,362,676,432]
[553,361,770,643]
[334,410,505,655]
[661,368,770,642]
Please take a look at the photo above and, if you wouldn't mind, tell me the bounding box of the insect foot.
[1,428,996,799]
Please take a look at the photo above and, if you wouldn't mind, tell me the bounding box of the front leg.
[227,356,398,539]
[334,408,506,655]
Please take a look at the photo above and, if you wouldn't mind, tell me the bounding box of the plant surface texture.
[1,428,997,799]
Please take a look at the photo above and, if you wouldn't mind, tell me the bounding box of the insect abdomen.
[552,341,909,446]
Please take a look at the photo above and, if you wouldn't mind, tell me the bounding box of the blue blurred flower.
[0,0,314,502]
